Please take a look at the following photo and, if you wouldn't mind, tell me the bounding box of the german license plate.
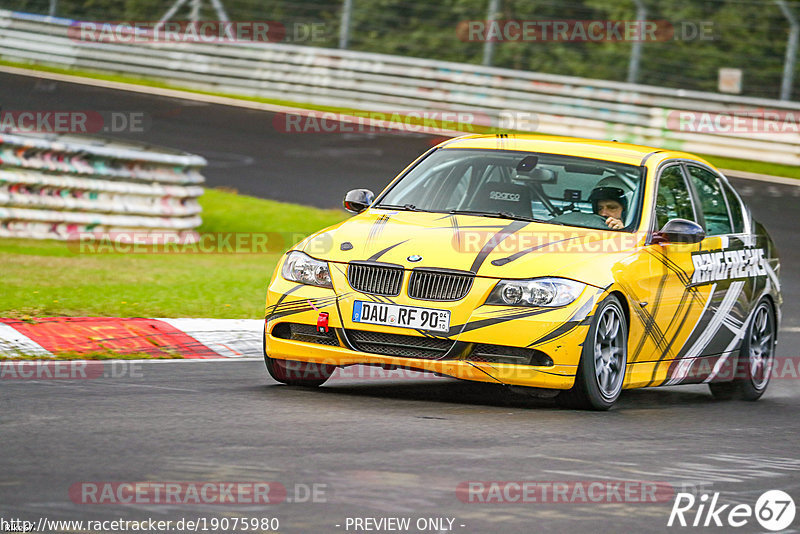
[352,301,450,333]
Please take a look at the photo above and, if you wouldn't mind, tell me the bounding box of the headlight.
[281,251,333,288]
[486,277,585,307]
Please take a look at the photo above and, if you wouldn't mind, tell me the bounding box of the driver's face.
[597,200,623,220]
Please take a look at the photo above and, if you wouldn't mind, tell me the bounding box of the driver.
[588,186,627,230]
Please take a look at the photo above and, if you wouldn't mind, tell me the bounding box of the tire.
[709,299,776,401]
[263,331,335,387]
[557,295,628,410]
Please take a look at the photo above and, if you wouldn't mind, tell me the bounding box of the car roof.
[438,134,711,167]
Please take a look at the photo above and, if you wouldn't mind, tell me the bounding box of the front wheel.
[263,332,335,387]
[557,295,628,410]
[709,299,776,401]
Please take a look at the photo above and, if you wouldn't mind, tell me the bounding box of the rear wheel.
[263,331,335,387]
[709,299,775,401]
[557,295,628,410]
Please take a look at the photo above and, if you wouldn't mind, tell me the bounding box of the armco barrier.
[0,131,206,240]
[1,11,800,164]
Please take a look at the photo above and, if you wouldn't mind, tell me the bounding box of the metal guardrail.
[0,130,206,240]
[1,10,800,164]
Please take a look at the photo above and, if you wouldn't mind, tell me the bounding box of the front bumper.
[264,270,602,390]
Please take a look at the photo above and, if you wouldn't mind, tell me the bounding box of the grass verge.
[0,188,348,319]
[2,59,798,179]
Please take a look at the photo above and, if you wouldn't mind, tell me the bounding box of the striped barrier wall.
[0,131,206,240]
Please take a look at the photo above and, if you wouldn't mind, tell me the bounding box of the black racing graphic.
[649,288,707,386]
[639,150,665,165]
[616,278,672,366]
[645,248,707,309]
[526,295,596,347]
[621,265,670,363]
[450,214,462,251]
[637,275,714,383]
[646,248,692,286]
[655,289,702,364]
[490,236,581,267]
[446,307,554,338]
[367,214,391,243]
[482,306,546,318]
[637,248,715,385]
[663,282,751,385]
[267,284,302,315]
[469,220,529,273]
[367,240,409,262]
[636,248,705,362]
[266,295,340,321]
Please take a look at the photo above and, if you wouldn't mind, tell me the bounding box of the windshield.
[376,148,644,231]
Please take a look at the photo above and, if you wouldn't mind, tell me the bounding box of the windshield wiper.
[448,209,534,222]
[449,209,566,225]
[374,203,421,211]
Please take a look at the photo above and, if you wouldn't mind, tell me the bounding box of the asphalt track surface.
[2,71,800,533]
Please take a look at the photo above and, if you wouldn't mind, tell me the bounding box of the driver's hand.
[605,217,623,230]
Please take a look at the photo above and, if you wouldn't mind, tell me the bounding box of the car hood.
[297,209,644,284]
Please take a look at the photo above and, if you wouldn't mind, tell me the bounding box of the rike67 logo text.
[668,490,795,531]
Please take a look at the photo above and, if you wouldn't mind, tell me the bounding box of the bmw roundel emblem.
[407,255,423,262]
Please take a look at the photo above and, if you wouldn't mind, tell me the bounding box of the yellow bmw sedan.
[263,134,781,410]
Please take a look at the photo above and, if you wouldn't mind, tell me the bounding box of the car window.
[655,165,696,230]
[377,148,644,231]
[439,165,475,210]
[385,162,467,208]
[686,165,733,235]
[721,180,746,234]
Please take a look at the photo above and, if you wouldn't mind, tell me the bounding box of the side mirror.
[652,218,705,244]
[343,189,374,214]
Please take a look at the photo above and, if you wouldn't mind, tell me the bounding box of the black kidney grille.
[347,263,404,296]
[408,270,474,301]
